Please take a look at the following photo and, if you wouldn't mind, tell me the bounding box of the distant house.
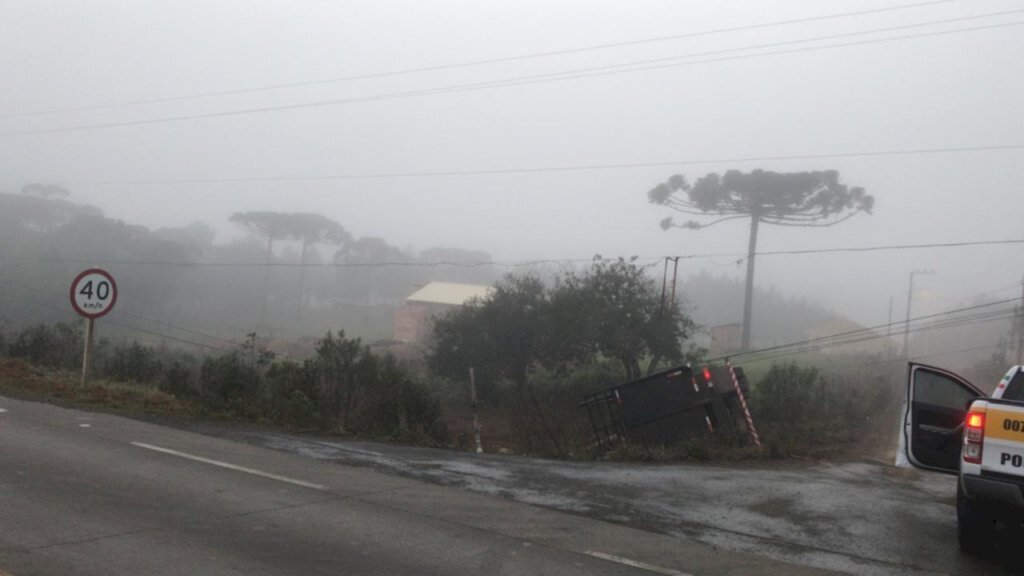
[709,323,743,357]
[393,281,494,344]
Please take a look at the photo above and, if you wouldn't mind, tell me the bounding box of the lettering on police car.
[1000,453,1024,467]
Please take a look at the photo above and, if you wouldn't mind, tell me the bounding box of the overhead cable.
[3,17,1021,137]
[53,144,1024,186]
[3,239,1020,269]
[0,0,965,119]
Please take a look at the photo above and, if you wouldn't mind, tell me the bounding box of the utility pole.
[1017,275,1024,365]
[887,296,894,336]
[887,296,895,359]
[669,257,680,310]
[904,269,933,359]
[468,368,483,454]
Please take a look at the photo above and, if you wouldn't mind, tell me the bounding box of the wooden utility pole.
[904,269,932,358]
[1017,275,1024,365]
[469,368,483,454]
[669,257,680,310]
[887,297,894,337]
[741,215,760,351]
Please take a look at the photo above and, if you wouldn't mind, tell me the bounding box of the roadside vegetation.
[0,323,448,446]
[0,316,907,463]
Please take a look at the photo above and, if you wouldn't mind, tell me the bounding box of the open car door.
[900,363,985,474]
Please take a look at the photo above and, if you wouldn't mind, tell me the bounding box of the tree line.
[0,188,498,341]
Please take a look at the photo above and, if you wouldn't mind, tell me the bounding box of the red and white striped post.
[727,359,762,450]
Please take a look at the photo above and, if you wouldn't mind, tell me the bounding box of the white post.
[727,359,761,450]
[469,368,483,454]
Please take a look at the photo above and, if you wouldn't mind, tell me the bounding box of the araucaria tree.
[648,169,873,351]
[288,213,351,321]
[229,211,298,328]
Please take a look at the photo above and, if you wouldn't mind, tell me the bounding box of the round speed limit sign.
[70,268,118,319]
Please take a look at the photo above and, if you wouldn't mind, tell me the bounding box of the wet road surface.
[0,396,838,576]
[193,424,1024,576]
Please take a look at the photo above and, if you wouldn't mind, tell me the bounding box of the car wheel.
[957,480,991,556]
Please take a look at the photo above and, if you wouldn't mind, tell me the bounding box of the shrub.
[199,351,262,416]
[102,342,164,384]
[309,331,448,444]
[8,322,83,369]
[749,361,884,456]
[160,361,197,400]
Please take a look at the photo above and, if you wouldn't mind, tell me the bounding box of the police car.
[899,363,1024,555]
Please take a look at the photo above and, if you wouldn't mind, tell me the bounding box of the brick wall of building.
[394,302,453,344]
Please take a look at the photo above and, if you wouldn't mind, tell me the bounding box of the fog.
[2,0,1023,363]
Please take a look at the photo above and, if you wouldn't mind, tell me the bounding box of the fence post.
[727,358,762,450]
[469,368,483,454]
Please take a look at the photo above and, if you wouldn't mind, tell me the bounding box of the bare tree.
[648,169,873,351]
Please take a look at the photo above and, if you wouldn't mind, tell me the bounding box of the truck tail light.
[964,410,985,464]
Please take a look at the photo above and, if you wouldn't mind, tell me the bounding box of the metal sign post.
[69,268,118,385]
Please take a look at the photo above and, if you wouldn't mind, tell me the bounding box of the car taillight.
[964,410,985,464]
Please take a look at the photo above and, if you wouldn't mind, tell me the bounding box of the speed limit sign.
[70,268,118,319]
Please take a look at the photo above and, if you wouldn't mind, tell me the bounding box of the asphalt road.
[0,396,834,576]
[184,423,1024,576]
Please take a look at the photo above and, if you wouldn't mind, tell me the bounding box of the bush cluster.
[748,361,895,457]
[3,323,448,445]
[8,322,83,370]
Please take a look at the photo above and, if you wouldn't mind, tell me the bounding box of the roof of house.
[405,281,494,306]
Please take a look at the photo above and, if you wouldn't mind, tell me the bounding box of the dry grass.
[0,357,194,417]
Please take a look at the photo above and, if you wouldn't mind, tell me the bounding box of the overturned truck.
[579,364,754,450]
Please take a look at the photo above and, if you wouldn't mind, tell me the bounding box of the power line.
[0,256,606,269]
[51,144,1024,186]
[14,297,233,353]
[797,340,1007,372]
[396,8,1024,105]
[101,319,233,353]
[2,278,240,351]
[3,239,1020,269]
[4,16,1021,138]
[733,239,1024,262]
[113,309,240,347]
[0,0,964,120]
[713,297,1020,363]
[745,307,1018,365]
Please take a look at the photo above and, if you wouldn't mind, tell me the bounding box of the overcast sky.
[3,0,1023,327]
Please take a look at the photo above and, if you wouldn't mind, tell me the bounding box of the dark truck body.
[579,364,750,450]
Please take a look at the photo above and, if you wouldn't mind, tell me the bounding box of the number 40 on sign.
[69,268,118,385]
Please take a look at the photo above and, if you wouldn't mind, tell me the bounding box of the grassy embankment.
[0,357,193,417]
[0,350,906,464]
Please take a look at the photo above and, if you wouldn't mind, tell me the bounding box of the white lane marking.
[0,408,7,413]
[79,424,91,428]
[131,442,326,491]
[584,551,692,576]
